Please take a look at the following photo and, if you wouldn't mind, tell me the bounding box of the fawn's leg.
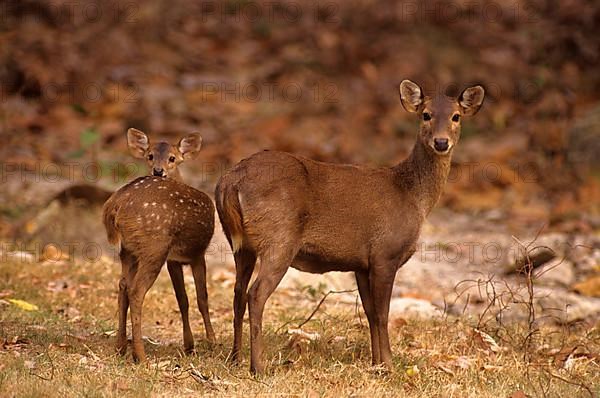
[117,248,136,356]
[355,271,381,365]
[369,265,396,368]
[128,259,163,363]
[248,248,294,375]
[190,256,215,343]
[230,248,256,363]
[167,261,194,353]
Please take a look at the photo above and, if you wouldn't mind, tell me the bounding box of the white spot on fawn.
[143,203,149,207]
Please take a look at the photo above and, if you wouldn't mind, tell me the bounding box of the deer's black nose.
[433,138,449,152]
[153,168,165,177]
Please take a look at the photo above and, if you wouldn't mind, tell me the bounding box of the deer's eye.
[148,154,154,161]
[423,112,432,121]
[452,114,460,122]
[169,156,176,163]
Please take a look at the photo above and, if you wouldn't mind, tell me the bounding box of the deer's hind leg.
[167,261,194,353]
[190,255,215,343]
[230,248,257,363]
[248,245,298,375]
[128,252,166,362]
[117,248,136,356]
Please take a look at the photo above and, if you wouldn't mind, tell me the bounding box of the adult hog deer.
[216,80,485,374]
[103,129,215,362]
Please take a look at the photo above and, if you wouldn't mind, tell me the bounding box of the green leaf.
[80,128,99,149]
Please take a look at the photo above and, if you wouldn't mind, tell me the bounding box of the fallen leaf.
[47,280,69,293]
[454,355,474,369]
[151,360,173,370]
[142,336,161,345]
[103,330,117,337]
[42,243,69,261]
[8,299,39,311]
[392,317,408,328]
[472,329,502,352]
[287,328,320,341]
[405,364,419,377]
[573,275,600,297]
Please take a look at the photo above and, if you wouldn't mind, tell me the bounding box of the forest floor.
[1,201,599,397]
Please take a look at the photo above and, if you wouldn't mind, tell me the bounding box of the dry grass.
[1,256,599,398]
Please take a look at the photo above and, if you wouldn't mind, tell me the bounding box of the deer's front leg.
[355,271,380,365]
[369,264,396,368]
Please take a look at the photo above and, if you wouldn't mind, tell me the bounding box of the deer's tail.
[102,195,121,248]
[215,180,245,253]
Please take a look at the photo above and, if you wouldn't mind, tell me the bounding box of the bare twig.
[297,289,357,329]
[30,348,54,381]
[545,370,594,398]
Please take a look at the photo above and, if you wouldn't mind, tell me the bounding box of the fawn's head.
[127,128,202,181]
[399,80,485,155]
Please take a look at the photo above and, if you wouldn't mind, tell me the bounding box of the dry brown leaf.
[472,329,502,353]
[41,243,69,262]
[572,275,600,297]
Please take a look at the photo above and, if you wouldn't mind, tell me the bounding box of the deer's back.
[103,176,215,262]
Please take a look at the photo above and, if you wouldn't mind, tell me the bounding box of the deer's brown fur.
[215,80,485,374]
[102,129,215,362]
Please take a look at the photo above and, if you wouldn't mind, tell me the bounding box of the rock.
[505,246,556,275]
[571,247,600,273]
[388,297,442,320]
[535,260,575,287]
[537,288,600,323]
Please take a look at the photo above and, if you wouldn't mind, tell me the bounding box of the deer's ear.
[178,133,202,160]
[127,128,149,159]
[399,80,424,113]
[458,85,485,116]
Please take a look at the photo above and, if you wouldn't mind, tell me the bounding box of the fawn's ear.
[127,128,149,159]
[399,80,424,113]
[458,85,485,116]
[178,133,202,160]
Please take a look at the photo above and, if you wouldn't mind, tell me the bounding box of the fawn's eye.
[148,154,154,161]
[452,114,460,122]
[423,112,432,121]
[169,156,176,163]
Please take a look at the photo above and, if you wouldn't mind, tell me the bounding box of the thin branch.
[297,289,357,329]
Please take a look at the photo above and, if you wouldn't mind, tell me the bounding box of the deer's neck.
[393,139,452,215]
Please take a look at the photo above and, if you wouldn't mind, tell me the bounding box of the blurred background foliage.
[0,0,599,233]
